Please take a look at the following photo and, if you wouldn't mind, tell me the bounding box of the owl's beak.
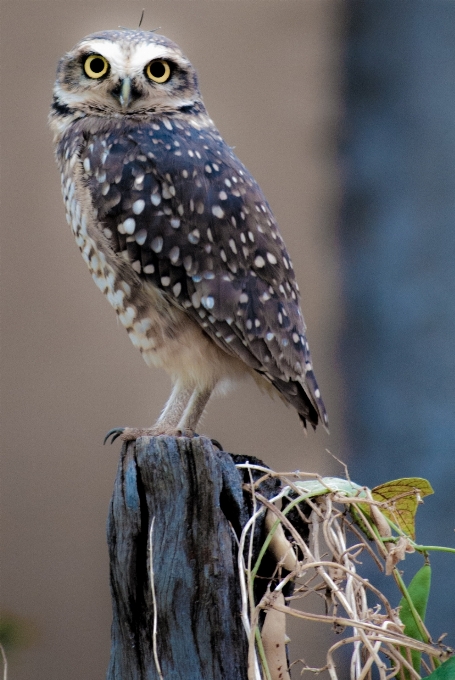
[117,77,132,110]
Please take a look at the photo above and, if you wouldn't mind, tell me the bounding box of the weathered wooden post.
[106,435,280,680]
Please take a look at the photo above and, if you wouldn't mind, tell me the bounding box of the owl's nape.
[49,29,328,441]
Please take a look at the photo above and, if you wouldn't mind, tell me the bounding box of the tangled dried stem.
[236,466,452,680]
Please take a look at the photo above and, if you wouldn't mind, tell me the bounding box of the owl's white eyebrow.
[130,43,176,73]
[79,39,177,77]
[79,40,126,74]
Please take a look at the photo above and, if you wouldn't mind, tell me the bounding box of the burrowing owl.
[49,29,328,441]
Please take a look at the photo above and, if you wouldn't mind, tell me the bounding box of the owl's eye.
[145,59,171,83]
[84,54,109,79]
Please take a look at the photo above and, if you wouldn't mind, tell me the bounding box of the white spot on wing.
[123,218,136,235]
[151,236,163,253]
[135,229,147,245]
[211,205,224,219]
[203,296,215,310]
[169,246,180,263]
[133,199,145,215]
[188,229,200,244]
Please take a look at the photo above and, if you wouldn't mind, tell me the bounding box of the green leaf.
[399,564,431,677]
[290,477,366,498]
[426,656,455,679]
[372,478,434,539]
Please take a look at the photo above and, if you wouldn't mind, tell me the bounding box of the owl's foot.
[122,426,197,440]
[103,427,224,449]
[103,426,197,444]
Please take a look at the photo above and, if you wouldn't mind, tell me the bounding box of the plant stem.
[255,627,272,680]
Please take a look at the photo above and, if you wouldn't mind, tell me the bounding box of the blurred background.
[1,1,454,678]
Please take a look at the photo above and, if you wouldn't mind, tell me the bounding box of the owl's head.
[53,30,203,116]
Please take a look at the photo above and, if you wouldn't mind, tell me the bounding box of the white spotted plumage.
[49,28,328,439]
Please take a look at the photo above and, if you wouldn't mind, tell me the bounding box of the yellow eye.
[146,59,171,83]
[84,54,109,79]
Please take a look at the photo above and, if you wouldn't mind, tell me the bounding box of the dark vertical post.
[341,0,455,641]
[106,436,249,680]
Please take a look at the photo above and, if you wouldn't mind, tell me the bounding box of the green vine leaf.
[290,477,365,498]
[398,564,431,677]
[372,478,434,539]
[426,656,455,679]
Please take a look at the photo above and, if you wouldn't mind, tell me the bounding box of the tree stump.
[106,435,251,680]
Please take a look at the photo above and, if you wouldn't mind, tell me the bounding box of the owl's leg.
[105,383,215,443]
[176,385,213,432]
[155,381,194,431]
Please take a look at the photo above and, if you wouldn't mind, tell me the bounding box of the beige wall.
[0,2,344,678]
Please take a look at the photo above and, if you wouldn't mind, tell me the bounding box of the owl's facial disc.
[54,31,201,116]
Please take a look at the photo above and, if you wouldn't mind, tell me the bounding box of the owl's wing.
[80,116,327,429]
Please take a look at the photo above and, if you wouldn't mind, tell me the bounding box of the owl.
[49,29,328,442]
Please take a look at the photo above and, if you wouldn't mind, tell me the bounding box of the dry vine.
[236,465,453,680]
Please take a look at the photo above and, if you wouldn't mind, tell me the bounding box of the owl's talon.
[103,427,125,445]
[210,438,224,451]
